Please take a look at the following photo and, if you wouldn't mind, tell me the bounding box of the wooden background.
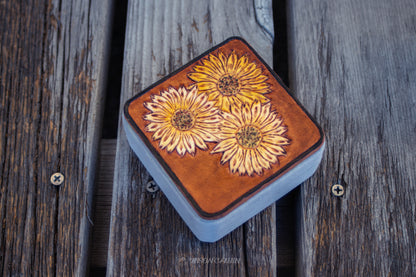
[1,0,415,276]
[288,0,416,275]
[0,0,112,276]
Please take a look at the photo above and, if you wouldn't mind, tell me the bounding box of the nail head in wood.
[146,180,159,193]
[331,183,344,197]
[51,172,64,186]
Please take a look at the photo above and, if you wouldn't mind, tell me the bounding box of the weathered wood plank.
[287,0,416,275]
[107,0,277,276]
[0,0,112,275]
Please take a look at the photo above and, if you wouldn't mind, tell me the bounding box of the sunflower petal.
[161,90,175,108]
[198,128,219,142]
[220,145,238,163]
[275,126,288,135]
[151,94,170,107]
[189,84,198,94]
[238,94,269,107]
[262,116,284,132]
[162,129,177,151]
[241,104,252,123]
[176,139,186,156]
[228,95,243,111]
[214,138,236,152]
[144,112,168,123]
[251,101,262,122]
[197,81,217,91]
[236,62,257,79]
[254,150,271,171]
[227,51,238,74]
[237,150,248,175]
[209,53,227,74]
[192,133,208,150]
[192,65,221,79]
[262,132,289,143]
[221,116,240,129]
[144,102,162,113]
[234,56,249,76]
[207,90,221,101]
[169,86,180,98]
[216,130,235,141]
[220,96,232,112]
[240,73,268,85]
[199,100,215,112]
[239,89,271,100]
[229,104,244,124]
[202,58,225,75]
[150,124,168,139]
[184,88,198,109]
[188,72,213,83]
[260,112,279,128]
[196,116,220,125]
[196,107,219,119]
[251,153,264,175]
[241,82,270,91]
[244,150,255,176]
[218,51,229,73]
[229,148,244,173]
[195,90,208,103]
[145,122,160,132]
[183,133,196,154]
[238,67,262,80]
[256,102,272,124]
[262,141,287,156]
[257,145,278,164]
[262,125,287,137]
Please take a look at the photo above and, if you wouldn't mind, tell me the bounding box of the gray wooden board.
[287,0,416,275]
[0,0,112,275]
[107,0,278,276]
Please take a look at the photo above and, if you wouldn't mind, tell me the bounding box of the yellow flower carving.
[144,86,221,156]
[188,51,271,112]
[211,101,290,176]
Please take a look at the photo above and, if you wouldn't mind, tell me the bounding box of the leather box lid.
[124,37,324,219]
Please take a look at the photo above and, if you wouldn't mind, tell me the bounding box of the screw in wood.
[331,183,344,197]
[51,172,64,186]
[146,180,159,193]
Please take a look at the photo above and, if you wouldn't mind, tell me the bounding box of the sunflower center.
[218,75,239,96]
[171,110,195,131]
[236,125,262,149]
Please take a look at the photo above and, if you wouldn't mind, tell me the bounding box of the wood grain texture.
[90,139,117,269]
[0,0,112,275]
[107,0,276,276]
[287,0,416,275]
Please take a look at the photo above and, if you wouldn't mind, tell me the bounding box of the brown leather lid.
[125,37,324,219]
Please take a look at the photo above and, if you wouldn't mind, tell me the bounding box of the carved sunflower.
[188,51,271,112]
[211,101,289,176]
[144,86,221,156]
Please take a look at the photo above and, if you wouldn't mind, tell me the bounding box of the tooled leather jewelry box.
[123,37,325,242]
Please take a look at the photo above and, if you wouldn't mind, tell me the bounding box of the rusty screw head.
[146,180,159,193]
[331,183,344,197]
[51,172,64,186]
